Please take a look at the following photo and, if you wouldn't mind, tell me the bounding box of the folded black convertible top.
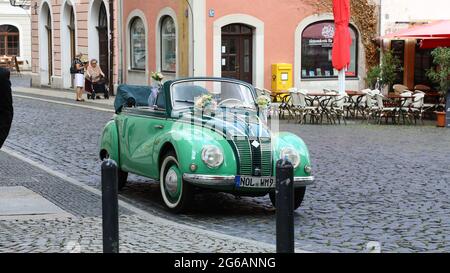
[114,84,151,113]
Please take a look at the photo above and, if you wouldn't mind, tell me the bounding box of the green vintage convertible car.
[99,78,314,213]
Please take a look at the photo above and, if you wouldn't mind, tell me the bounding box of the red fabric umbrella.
[332,0,352,70]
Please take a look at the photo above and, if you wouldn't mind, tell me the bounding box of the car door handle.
[154,125,164,129]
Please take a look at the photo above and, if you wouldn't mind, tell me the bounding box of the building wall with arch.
[121,0,190,85]
[30,0,119,90]
[204,0,369,90]
[0,0,32,70]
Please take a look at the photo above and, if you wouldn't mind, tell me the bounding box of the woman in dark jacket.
[0,67,13,148]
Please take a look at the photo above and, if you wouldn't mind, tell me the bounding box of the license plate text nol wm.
[236,176,275,188]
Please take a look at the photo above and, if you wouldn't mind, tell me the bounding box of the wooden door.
[46,26,52,85]
[221,24,253,84]
[98,27,109,77]
[97,2,110,91]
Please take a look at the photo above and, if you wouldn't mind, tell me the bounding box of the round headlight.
[280,147,300,169]
[201,145,224,168]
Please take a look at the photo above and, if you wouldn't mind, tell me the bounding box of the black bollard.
[276,158,295,253]
[101,159,119,253]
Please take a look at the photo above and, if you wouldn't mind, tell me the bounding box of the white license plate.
[235,176,275,188]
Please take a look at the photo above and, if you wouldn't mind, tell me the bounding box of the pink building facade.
[30,0,119,91]
[120,0,373,91]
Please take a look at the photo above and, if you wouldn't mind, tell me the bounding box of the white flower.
[195,94,217,110]
[256,95,271,109]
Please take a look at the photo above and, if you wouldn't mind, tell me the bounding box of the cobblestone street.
[3,94,450,253]
[0,151,274,253]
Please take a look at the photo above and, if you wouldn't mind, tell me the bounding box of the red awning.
[332,0,352,70]
[420,38,450,49]
[382,20,450,39]
[380,20,450,49]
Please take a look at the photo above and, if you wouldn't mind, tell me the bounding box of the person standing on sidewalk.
[72,53,86,102]
[0,67,13,148]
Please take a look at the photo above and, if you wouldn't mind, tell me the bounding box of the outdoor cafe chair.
[317,95,337,125]
[414,84,431,92]
[393,84,409,95]
[278,88,300,122]
[398,91,414,124]
[352,88,371,119]
[374,94,397,124]
[362,90,378,123]
[414,90,436,114]
[330,94,349,125]
[297,89,320,124]
[408,92,426,125]
[285,88,317,124]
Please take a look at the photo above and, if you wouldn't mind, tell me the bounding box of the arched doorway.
[0,25,20,56]
[89,0,110,91]
[97,2,109,88]
[61,1,76,88]
[39,2,52,85]
[221,24,253,84]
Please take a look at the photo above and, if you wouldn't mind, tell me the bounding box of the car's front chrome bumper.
[183,174,315,188]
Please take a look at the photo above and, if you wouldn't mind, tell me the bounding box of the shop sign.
[307,24,335,47]
[308,38,333,48]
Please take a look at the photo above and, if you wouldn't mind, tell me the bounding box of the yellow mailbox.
[271,63,293,93]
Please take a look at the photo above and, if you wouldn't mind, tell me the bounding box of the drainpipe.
[185,0,195,76]
[109,0,115,95]
[118,0,123,85]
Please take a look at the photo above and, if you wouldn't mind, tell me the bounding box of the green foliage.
[365,50,401,89]
[366,65,381,89]
[380,50,402,89]
[426,47,450,96]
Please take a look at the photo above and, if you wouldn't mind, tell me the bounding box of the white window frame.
[156,8,178,78]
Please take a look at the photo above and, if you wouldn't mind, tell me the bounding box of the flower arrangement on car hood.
[256,95,271,109]
[194,94,217,111]
[151,72,164,82]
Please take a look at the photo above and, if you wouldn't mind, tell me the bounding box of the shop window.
[391,40,405,84]
[130,17,146,70]
[160,16,176,73]
[414,44,433,86]
[301,21,358,79]
[0,25,19,56]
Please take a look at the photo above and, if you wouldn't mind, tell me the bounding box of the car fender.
[272,132,312,177]
[154,126,237,177]
[99,120,120,164]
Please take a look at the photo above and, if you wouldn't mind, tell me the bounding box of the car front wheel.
[160,151,194,213]
[269,187,306,210]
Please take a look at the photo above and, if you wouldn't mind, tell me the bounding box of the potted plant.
[366,50,402,94]
[426,47,450,128]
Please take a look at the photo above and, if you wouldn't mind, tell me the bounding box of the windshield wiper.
[223,105,255,110]
[175,99,194,104]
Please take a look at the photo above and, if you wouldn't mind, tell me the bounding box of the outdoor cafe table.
[306,92,339,117]
[0,56,12,69]
[306,92,339,97]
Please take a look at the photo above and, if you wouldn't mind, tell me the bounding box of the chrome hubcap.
[165,168,179,196]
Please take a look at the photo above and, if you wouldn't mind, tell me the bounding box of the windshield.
[171,80,256,110]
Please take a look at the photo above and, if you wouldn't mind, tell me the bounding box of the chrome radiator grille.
[260,138,272,176]
[233,137,272,176]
